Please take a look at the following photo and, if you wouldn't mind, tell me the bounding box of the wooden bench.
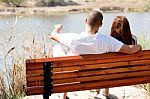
[25,50,150,99]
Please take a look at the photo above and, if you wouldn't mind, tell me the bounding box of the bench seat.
[25,50,150,99]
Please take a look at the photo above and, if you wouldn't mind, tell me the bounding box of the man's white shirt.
[58,32,123,56]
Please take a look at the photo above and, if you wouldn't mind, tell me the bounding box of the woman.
[107,16,137,98]
[110,16,137,45]
[96,16,137,99]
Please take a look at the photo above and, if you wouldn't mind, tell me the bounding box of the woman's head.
[110,16,135,45]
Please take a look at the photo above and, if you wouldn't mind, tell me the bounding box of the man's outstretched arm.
[119,44,142,54]
[50,24,62,42]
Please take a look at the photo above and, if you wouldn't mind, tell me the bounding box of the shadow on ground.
[35,1,80,7]
[94,94,118,99]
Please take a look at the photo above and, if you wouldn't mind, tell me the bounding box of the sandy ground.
[24,86,150,99]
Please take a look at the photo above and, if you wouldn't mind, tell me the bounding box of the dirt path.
[24,86,150,99]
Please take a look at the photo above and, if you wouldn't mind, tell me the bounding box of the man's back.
[58,32,123,55]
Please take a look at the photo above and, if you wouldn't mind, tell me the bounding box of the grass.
[137,32,150,50]
[0,36,52,98]
[144,0,150,12]
[0,16,52,98]
[143,84,150,95]
[136,32,150,95]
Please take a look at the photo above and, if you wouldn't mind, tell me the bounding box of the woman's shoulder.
[132,35,137,44]
[96,33,119,42]
[132,35,137,39]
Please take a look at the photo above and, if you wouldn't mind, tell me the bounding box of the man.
[50,10,142,99]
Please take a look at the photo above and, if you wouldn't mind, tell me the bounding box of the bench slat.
[53,71,150,84]
[53,65,150,79]
[26,50,150,64]
[53,54,150,67]
[52,76,150,93]
[26,86,44,95]
[27,59,150,75]
[26,65,150,87]
[28,70,150,87]
[52,59,150,72]
[26,63,43,70]
[26,76,150,95]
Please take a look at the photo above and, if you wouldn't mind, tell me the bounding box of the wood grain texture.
[25,50,150,95]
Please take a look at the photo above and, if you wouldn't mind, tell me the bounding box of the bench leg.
[43,94,49,99]
[43,62,52,99]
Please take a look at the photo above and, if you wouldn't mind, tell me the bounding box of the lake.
[0,12,150,37]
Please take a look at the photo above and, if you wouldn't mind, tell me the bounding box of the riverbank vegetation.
[0,21,52,98]
[0,0,150,15]
[137,33,150,95]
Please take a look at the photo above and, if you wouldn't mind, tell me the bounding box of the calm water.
[0,12,150,66]
[0,12,150,37]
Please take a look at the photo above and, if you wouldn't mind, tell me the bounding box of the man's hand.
[50,24,63,42]
[53,24,62,33]
[119,44,142,54]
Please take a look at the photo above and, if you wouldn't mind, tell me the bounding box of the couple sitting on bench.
[51,9,141,99]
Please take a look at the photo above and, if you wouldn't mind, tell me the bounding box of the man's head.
[85,10,103,34]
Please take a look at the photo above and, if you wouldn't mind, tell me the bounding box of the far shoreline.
[0,2,150,16]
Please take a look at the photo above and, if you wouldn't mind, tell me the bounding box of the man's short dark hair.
[86,10,103,27]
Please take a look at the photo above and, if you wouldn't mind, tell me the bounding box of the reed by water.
[0,16,53,98]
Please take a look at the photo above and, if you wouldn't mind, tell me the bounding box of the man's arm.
[50,24,62,42]
[119,44,142,54]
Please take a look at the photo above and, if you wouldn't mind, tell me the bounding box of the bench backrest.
[26,50,150,96]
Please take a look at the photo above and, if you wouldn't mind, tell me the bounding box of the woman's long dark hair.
[110,16,136,45]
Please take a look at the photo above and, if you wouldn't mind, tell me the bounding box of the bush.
[0,0,27,7]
